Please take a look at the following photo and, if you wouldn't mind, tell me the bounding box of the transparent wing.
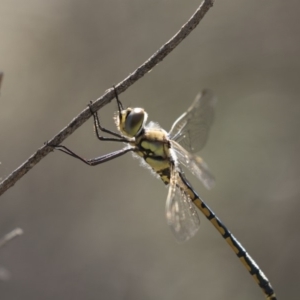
[166,164,200,242]
[171,140,215,190]
[169,89,216,153]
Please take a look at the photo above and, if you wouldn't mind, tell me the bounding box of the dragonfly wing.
[165,164,200,242]
[168,89,216,153]
[171,141,215,189]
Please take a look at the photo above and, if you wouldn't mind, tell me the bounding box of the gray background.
[0,1,299,299]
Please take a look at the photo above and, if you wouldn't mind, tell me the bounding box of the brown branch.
[0,228,23,249]
[0,0,214,197]
[0,228,23,281]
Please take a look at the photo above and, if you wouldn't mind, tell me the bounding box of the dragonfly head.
[116,107,148,137]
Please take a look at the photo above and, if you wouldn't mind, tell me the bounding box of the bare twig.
[0,228,23,281]
[0,228,23,249]
[0,0,214,197]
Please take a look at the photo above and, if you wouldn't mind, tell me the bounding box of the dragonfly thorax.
[117,107,148,137]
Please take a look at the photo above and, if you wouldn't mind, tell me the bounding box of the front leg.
[88,101,129,142]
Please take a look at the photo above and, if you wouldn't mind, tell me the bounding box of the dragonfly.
[52,88,277,300]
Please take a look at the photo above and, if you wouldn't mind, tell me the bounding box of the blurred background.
[0,0,299,299]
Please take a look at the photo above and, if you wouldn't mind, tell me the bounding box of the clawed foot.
[44,141,56,152]
[88,101,95,115]
[45,142,75,157]
[44,141,62,151]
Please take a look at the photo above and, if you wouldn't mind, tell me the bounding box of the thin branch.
[0,228,23,249]
[0,0,214,197]
[0,228,23,281]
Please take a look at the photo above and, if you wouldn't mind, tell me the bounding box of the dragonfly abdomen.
[178,172,277,300]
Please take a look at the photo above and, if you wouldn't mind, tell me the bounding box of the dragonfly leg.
[88,101,125,141]
[113,85,124,112]
[51,144,136,166]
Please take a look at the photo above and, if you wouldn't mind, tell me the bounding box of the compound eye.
[125,108,145,137]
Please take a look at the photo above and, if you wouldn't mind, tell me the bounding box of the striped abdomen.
[178,172,277,300]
